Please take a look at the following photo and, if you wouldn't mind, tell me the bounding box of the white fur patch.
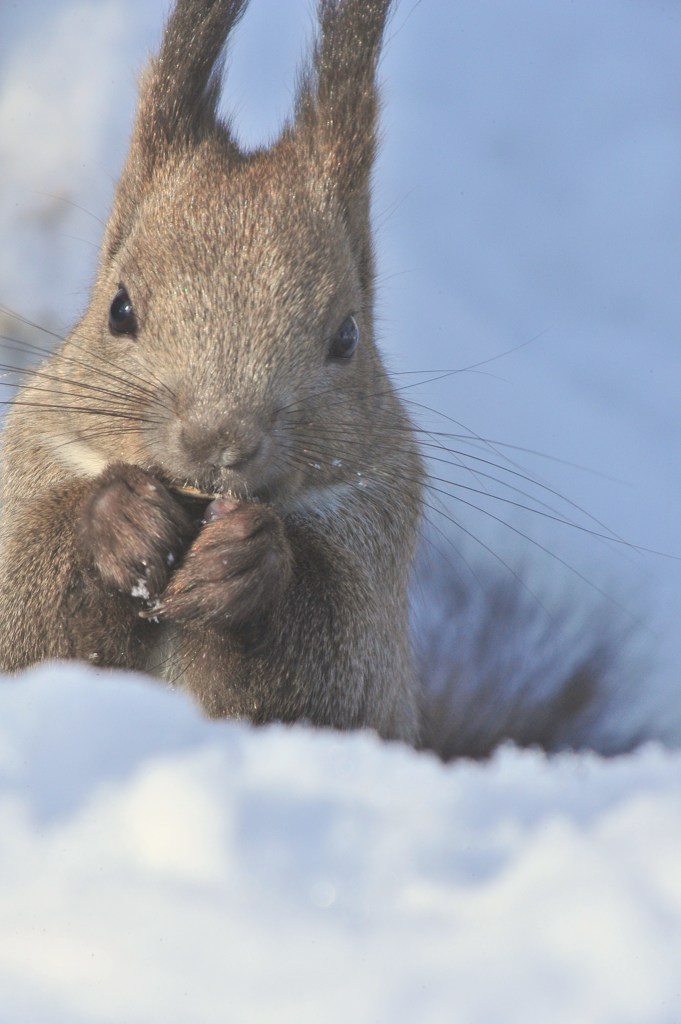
[47,436,109,478]
[282,482,356,519]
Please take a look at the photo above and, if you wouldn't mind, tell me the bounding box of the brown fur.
[0,0,423,743]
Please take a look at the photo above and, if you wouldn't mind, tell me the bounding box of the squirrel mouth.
[171,483,222,499]
[159,469,273,505]
[168,481,223,500]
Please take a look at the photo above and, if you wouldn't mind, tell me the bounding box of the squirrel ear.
[135,0,249,170]
[105,0,249,258]
[293,0,394,201]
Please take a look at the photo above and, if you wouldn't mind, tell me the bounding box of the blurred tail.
[411,537,655,759]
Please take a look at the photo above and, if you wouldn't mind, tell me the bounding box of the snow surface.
[2,663,681,1024]
[1,1,681,1018]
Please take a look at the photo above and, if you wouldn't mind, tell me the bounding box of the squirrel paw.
[79,463,194,600]
[147,498,293,628]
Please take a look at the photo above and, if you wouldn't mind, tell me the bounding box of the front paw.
[79,463,194,599]
[148,499,293,628]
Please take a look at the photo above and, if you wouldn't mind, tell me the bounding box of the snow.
[130,577,150,601]
[2,663,681,1023]
[1,0,681,1018]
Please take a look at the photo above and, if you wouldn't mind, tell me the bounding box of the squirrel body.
[0,0,423,744]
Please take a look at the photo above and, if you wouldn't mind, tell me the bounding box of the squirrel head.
[51,0,404,506]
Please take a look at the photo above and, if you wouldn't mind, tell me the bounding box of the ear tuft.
[104,0,250,259]
[294,0,395,199]
[135,0,250,173]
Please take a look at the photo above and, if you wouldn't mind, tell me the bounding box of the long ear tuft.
[106,0,249,262]
[105,0,249,259]
[294,0,395,198]
[135,0,250,173]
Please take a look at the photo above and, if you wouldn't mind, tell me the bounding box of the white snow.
[2,663,681,1023]
[1,0,681,1019]
[130,578,150,601]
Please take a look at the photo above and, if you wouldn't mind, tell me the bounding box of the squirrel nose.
[179,412,264,470]
[216,437,263,470]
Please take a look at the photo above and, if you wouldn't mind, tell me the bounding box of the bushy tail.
[411,538,656,759]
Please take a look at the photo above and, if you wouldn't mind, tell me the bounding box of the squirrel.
[0,0,424,746]
[0,0,644,757]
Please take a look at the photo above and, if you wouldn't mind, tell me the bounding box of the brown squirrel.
[0,0,424,745]
[0,0,643,757]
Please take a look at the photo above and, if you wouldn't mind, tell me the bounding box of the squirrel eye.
[109,286,137,336]
[328,315,360,360]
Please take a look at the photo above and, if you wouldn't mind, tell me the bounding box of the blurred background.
[1,0,679,736]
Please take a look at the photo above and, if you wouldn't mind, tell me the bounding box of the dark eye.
[328,315,360,360]
[109,286,137,336]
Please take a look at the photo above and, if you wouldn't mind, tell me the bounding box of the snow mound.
[1,663,680,1023]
